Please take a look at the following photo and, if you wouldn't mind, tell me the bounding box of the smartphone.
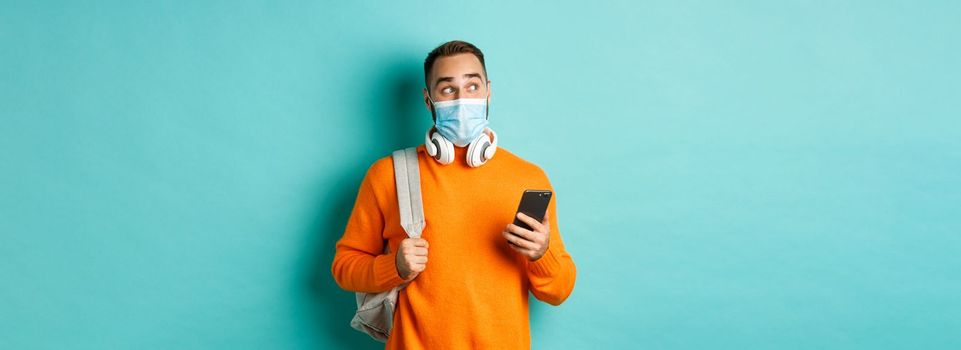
[512,190,553,231]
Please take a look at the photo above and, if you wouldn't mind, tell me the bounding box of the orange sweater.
[332,144,577,349]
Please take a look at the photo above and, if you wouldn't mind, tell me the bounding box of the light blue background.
[2,1,960,349]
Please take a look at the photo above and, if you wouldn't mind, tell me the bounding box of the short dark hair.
[423,40,487,88]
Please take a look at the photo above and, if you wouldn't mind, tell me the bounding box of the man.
[331,40,576,349]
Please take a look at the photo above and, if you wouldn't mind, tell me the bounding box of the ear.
[482,80,493,120]
[423,87,436,122]
[423,88,432,111]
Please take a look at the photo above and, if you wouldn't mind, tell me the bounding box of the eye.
[467,84,478,92]
[442,86,454,94]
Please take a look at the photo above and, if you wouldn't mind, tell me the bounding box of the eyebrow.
[433,73,485,88]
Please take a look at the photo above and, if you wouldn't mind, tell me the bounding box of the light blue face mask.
[429,97,490,147]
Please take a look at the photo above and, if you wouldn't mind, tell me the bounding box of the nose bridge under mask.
[429,96,489,120]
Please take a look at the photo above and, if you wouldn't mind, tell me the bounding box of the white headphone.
[424,127,498,167]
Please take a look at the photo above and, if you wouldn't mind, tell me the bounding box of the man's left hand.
[502,211,551,261]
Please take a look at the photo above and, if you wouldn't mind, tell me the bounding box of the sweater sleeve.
[331,164,406,293]
[526,179,577,306]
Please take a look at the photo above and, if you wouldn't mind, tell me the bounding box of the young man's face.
[423,53,491,110]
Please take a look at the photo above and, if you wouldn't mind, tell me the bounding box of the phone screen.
[512,190,552,230]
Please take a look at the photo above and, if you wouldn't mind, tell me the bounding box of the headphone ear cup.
[424,128,437,156]
[466,133,492,168]
[431,131,455,165]
[484,128,498,160]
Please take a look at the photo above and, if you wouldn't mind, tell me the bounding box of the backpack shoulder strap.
[392,147,425,238]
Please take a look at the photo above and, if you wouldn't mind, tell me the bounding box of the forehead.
[430,53,486,81]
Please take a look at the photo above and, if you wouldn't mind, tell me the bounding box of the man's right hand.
[395,238,429,281]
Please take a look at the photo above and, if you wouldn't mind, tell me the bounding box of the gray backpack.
[350,147,426,342]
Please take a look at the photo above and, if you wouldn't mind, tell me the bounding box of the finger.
[506,224,537,242]
[503,230,537,250]
[411,238,429,247]
[411,247,428,256]
[409,255,428,264]
[506,240,535,258]
[516,212,545,232]
[542,210,551,225]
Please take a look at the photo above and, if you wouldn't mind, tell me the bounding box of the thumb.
[405,271,420,282]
